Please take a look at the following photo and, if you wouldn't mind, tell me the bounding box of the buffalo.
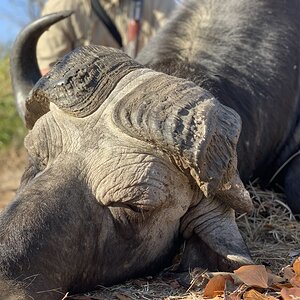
[1,0,300,299]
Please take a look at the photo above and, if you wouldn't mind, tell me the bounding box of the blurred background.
[0,0,45,150]
[0,0,46,207]
[0,0,44,45]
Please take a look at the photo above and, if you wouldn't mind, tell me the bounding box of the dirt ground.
[0,146,27,209]
[0,147,299,299]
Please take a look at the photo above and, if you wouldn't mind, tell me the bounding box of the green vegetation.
[0,47,27,150]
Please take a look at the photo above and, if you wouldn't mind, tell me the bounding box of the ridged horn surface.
[10,11,72,122]
[109,69,253,213]
[26,45,141,129]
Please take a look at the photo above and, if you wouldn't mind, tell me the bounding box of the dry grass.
[67,185,300,300]
[237,184,300,273]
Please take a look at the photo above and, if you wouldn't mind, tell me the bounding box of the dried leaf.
[203,274,232,298]
[114,293,131,300]
[243,289,277,300]
[293,258,300,275]
[267,272,285,286]
[290,274,300,287]
[282,266,295,281]
[271,282,293,290]
[281,287,300,300]
[234,265,269,288]
[169,279,181,289]
[266,267,284,287]
[289,250,300,258]
[132,279,147,287]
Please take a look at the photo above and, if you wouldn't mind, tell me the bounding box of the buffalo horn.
[10,11,72,123]
[25,45,141,128]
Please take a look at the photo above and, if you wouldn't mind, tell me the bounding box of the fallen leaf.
[114,293,131,300]
[282,266,295,281]
[290,274,300,287]
[203,274,233,298]
[243,289,277,300]
[271,282,293,290]
[132,279,147,287]
[289,250,300,258]
[293,258,300,275]
[267,272,285,286]
[234,265,269,288]
[281,287,300,300]
[169,279,181,289]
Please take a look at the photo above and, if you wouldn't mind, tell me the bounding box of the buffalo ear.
[111,69,253,212]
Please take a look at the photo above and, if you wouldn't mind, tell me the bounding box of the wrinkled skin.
[1,0,300,299]
[2,46,253,299]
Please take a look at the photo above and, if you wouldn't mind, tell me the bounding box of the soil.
[0,146,27,209]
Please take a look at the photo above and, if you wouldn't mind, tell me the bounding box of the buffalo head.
[2,12,253,299]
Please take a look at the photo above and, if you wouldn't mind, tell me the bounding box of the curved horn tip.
[10,11,73,123]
